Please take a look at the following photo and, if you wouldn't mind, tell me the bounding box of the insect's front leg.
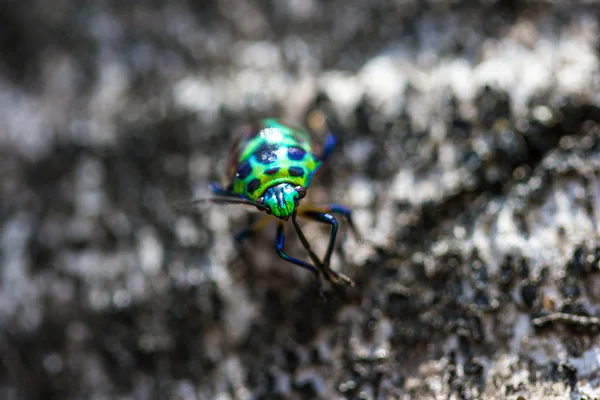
[298,204,362,243]
[297,204,361,287]
[319,133,337,162]
[275,221,325,298]
[210,182,245,198]
[319,204,363,244]
[234,214,273,244]
[298,211,338,269]
[224,214,274,274]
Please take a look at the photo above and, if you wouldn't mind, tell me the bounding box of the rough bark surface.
[1,1,600,399]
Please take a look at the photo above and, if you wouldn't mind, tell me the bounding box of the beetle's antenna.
[172,197,267,212]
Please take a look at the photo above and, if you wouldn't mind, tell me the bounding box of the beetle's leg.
[298,204,363,244]
[210,182,244,198]
[295,210,355,287]
[276,221,324,298]
[225,214,273,272]
[299,212,338,268]
[291,214,335,283]
[319,133,337,162]
[292,212,355,287]
[234,214,273,244]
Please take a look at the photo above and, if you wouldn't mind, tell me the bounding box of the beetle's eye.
[295,186,307,199]
[265,207,271,214]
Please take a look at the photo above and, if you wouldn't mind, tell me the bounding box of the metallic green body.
[205,117,358,297]
[225,119,321,218]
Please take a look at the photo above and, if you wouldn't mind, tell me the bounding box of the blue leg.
[227,215,274,278]
[300,204,362,244]
[297,210,354,287]
[326,205,362,244]
[234,214,272,244]
[301,212,338,268]
[210,182,245,198]
[320,133,337,161]
[235,228,252,244]
[275,221,324,298]
[291,214,336,284]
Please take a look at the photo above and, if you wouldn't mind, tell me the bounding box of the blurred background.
[1,0,600,398]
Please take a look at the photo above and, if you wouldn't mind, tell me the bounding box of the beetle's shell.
[226,119,322,201]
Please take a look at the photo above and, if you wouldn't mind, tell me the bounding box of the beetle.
[185,118,360,298]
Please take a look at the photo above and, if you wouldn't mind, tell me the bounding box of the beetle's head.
[259,183,306,220]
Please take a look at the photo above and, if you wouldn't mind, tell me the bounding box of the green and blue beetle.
[205,118,360,297]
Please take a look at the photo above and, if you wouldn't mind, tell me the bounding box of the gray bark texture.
[1,0,600,399]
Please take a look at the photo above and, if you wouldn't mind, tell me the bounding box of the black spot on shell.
[265,167,280,175]
[247,178,261,193]
[287,147,306,161]
[254,144,280,165]
[288,166,304,177]
[236,160,252,179]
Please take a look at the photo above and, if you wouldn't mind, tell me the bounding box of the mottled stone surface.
[1,0,600,399]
